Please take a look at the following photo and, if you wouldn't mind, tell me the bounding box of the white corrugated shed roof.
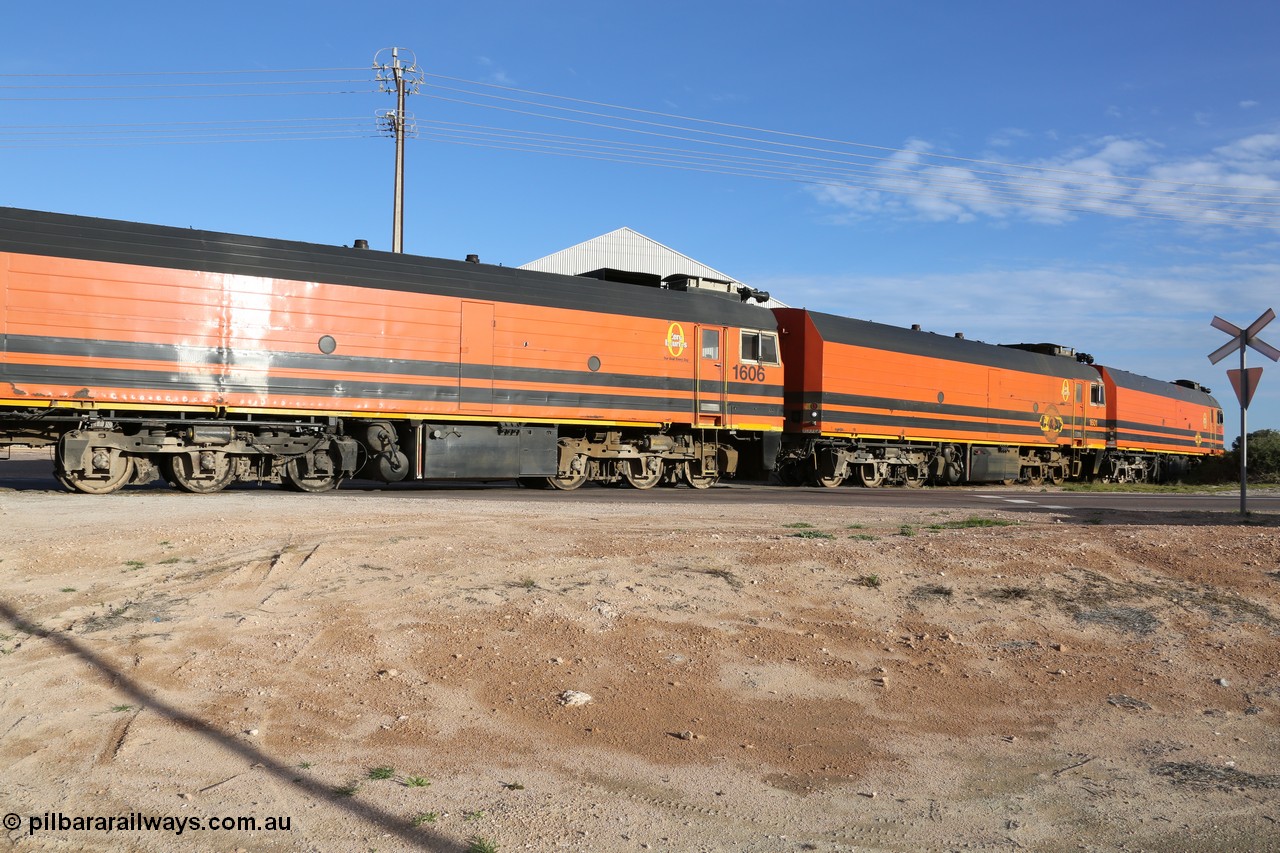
[520,227,787,307]
[521,227,734,280]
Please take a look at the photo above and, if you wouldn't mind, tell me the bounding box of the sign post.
[1209,309,1280,513]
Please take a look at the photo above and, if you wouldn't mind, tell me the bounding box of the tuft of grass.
[158,556,181,565]
[788,530,834,539]
[1062,481,1233,494]
[61,587,77,593]
[845,523,865,529]
[781,522,815,529]
[110,704,134,713]
[466,836,499,853]
[859,574,882,588]
[463,810,486,822]
[367,766,396,780]
[332,781,360,797]
[988,586,1033,601]
[849,533,877,541]
[404,776,431,788]
[517,577,537,589]
[412,812,439,826]
[124,560,145,570]
[297,762,313,770]
[899,525,916,537]
[929,516,1015,530]
[502,781,525,790]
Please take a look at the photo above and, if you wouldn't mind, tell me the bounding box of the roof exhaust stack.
[353,239,369,250]
[466,254,480,264]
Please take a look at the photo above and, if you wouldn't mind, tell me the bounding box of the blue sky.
[4,2,1279,434]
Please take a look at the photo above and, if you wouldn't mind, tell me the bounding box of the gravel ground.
[1,453,1279,852]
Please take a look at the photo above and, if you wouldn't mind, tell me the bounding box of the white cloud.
[751,259,1280,426]
[805,129,1280,231]
[475,56,513,86]
[987,127,1030,148]
[1240,100,1260,109]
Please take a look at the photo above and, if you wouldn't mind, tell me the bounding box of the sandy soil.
[1,453,1279,852]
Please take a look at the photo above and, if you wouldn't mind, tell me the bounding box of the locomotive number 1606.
[733,364,767,382]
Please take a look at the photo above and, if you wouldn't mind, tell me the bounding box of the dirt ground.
[2,450,1279,853]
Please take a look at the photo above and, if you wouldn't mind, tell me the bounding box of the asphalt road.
[4,450,1276,518]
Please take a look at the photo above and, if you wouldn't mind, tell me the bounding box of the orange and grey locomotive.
[0,208,1222,494]
[0,207,782,494]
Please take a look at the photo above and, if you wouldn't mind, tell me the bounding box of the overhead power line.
[425,73,1280,196]
[2,62,1277,230]
[0,67,367,77]
[412,75,1280,229]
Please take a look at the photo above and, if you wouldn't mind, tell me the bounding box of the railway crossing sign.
[1209,308,1280,367]
[1227,367,1263,409]
[1208,308,1278,514]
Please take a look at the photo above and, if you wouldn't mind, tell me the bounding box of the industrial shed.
[521,227,786,308]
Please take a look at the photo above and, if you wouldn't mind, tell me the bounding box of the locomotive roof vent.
[1001,342,1076,358]
[466,254,480,264]
[664,273,737,295]
[954,332,964,339]
[1174,379,1210,393]
[577,267,663,287]
[353,239,369,250]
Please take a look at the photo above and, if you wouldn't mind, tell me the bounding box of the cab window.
[740,331,780,365]
[1089,383,1105,406]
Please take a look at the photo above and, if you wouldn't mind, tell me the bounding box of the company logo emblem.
[1039,404,1065,439]
[665,322,688,357]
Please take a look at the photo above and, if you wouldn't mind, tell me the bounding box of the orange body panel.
[1097,366,1223,456]
[2,250,784,431]
[775,308,1104,449]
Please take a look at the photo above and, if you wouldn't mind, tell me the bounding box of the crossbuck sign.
[1208,308,1279,513]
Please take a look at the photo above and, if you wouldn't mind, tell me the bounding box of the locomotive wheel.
[681,461,718,489]
[283,454,341,493]
[53,462,77,493]
[902,466,927,488]
[1047,467,1065,486]
[623,457,664,490]
[62,452,136,495]
[164,452,235,494]
[1023,467,1044,487]
[855,464,884,488]
[806,459,844,487]
[546,469,588,490]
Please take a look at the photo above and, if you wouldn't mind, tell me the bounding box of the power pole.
[374,48,422,253]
